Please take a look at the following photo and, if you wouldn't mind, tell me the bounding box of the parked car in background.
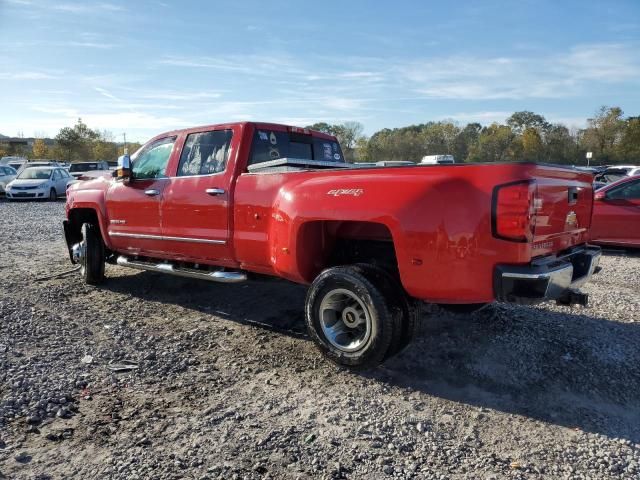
[16,160,63,175]
[69,161,110,179]
[1,156,28,171]
[0,165,18,195]
[591,175,640,248]
[0,155,27,165]
[5,166,72,201]
[594,165,640,185]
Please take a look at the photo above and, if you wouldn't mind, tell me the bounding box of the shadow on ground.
[101,268,640,443]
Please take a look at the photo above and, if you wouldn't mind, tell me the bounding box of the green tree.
[54,118,100,161]
[580,106,624,163]
[506,111,551,134]
[354,136,371,162]
[420,122,460,157]
[521,127,544,161]
[544,124,577,164]
[455,123,481,162]
[307,122,335,135]
[617,116,640,161]
[468,124,514,162]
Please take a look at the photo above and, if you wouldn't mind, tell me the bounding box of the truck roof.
[149,121,338,143]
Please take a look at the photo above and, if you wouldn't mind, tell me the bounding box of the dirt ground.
[1,200,639,479]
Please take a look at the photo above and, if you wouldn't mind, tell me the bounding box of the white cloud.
[0,72,56,80]
[399,43,640,100]
[94,87,120,101]
[52,2,125,13]
[141,91,223,101]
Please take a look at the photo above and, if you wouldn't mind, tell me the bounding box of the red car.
[63,122,601,368]
[591,175,640,248]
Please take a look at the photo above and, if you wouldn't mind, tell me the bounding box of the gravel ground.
[1,200,639,480]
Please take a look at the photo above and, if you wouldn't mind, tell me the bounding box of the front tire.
[305,266,400,369]
[79,223,105,285]
[49,188,57,201]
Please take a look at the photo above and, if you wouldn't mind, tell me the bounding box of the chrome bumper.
[494,245,601,305]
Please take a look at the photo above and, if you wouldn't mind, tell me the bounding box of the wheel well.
[67,208,101,246]
[296,221,399,282]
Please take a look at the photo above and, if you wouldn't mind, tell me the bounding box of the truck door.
[159,126,240,264]
[105,136,177,255]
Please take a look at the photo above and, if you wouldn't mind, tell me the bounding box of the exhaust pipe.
[116,256,247,283]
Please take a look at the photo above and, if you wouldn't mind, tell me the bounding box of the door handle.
[205,188,225,196]
[144,189,160,196]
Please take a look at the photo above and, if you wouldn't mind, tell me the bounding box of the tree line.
[309,106,640,165]
[0,118,142,162]
[2,106,638,166]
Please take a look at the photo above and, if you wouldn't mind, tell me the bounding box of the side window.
[132,137,176,180]
[177,130,233,176]
[607,180,640,200]
[52,170,60,180]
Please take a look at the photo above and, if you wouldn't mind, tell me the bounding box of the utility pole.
[122,133,128,155]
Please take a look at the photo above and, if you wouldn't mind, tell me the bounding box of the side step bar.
[116,256,247,283]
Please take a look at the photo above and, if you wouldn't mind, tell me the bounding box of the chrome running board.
[116,256,247,283]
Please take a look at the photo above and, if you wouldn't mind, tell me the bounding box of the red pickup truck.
[63,122,601,368]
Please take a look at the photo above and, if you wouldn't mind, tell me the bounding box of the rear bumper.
[494,245,601,305]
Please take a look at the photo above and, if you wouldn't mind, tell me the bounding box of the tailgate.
[530,165,593,251]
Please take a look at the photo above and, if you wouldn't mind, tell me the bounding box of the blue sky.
[1,0,639,142]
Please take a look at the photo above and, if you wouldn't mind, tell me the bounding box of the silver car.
[5,167,72,201]
[0,165,17,195]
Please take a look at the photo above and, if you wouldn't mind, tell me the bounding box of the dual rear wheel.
[305,265,417,369]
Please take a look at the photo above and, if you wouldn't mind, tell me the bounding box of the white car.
[5,166,73,201]
[0,165,18,195]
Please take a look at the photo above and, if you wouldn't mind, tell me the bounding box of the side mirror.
[116,154,132,181]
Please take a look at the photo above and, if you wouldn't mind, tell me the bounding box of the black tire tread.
[83,223,105,285]
[305,266,399,370]
[353,264,418,359]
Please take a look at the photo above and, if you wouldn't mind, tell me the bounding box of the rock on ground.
[0,200,639,479]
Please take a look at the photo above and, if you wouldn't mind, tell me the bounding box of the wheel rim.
[319,288,372,353]
[77,224,88,275]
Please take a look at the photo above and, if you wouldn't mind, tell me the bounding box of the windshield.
[249,129,344,166]
[69,163,99,172]
[17,168,52,180]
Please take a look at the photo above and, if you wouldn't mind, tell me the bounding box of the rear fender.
[267,181,402,284]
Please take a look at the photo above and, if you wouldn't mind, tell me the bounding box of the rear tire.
[49,188,57,201]
[353,264,419,359]
[305,266,400,369]
[80,223,105,285]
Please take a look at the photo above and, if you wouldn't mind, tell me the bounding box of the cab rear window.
[249,129,343,166]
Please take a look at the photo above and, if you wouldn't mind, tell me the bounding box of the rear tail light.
[492,180,537,242]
